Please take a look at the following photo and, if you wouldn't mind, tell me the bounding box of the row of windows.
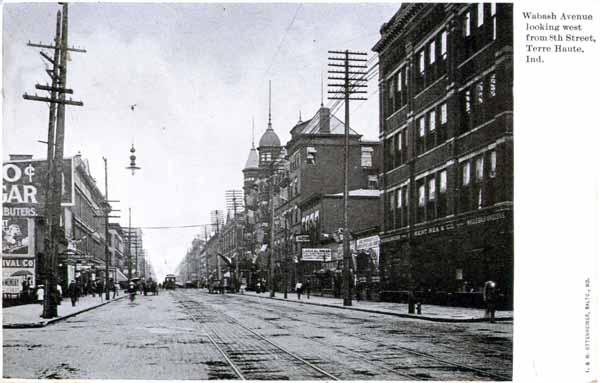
[416,30,448,93]
[460,71,497,134]
[462,3,498,59]
[384,3,501,119]
[417,102,448,155]
[385,149,498,230]
[384,102,448,171]
[459,150,497,211]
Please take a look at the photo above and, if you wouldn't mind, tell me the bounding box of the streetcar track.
[174,293,340,380]
[209,291,512,381]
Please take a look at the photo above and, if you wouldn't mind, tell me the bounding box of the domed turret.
[258,127,281,148]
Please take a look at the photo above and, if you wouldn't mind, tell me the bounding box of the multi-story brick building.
[273,105,382,289]
[373,3,513,306]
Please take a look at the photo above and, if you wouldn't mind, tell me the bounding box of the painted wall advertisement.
[2,217,36,293]
[1,157,73,293]
[2,157,74,217]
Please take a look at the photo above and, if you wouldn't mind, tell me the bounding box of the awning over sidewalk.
[115,269,128,282]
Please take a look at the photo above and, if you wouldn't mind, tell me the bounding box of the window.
[476,156,484,180]
[396,132,403,165]
[489,73,497,97]
[477,3,484,27]
[429,110,436,131]
[441,31,448,58]
[491,3,497,40]
[476,81,484,104]
[490,151,497,178]
[417,117,426,155]
[361,147,373,168]
[307,147,317,165]
[385,136,394,171]
[438,170,448,217]
[428,178,436,200]
[429,40,436,64]
[441,103,448,125]
[368,175,378,190]
[417,183,426,223]
[440,170,447,193]
[462,162,471,185]
[464,11,471,37]
[465,90,472,114]
[419,50,425,74]
[397,71,402,92]
[397,189,403,208]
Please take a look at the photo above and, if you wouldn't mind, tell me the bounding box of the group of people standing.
[66,278,119,307]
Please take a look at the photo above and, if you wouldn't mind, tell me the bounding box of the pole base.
[270,290,275,298]
[343,298,352,306]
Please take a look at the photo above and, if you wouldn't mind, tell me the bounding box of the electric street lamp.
[125,144,141,284]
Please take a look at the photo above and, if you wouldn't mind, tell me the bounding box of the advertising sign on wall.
[301,248,332,262]
[2,256,36,294]
[2,217,30,255]
[2,158,75,217]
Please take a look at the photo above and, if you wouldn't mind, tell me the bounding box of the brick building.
[273,105,382,289]
[373,3,513,306]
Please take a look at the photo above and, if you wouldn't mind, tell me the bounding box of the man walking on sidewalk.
[68,280,78,307]
[304,278,311,300]
[483,280,497,323]
[295,281,303,300]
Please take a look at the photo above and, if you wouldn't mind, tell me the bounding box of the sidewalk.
[235,290,513,323]
[3,294,125,329]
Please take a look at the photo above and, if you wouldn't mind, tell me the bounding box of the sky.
[2,2,400,282]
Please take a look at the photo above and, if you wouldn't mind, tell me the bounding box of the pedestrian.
[97,281,104,301]
[483,280,497,323]
[304,279,311,300]
[56,283,63,305]
[295,281,303,300]
[36,285,44,304]
[21,278,31,304]
[109,278,117,299]
[68,280,78,307]
[256,282,261,294]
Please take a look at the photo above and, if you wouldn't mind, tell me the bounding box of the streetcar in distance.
[164,274,177,289]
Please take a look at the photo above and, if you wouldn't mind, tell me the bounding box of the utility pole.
[269,177,276,298]
[328,50,368,307]
[96,157,121,300]
[204,225,209,287]
[226,189,243,292]
[24,4,86,318]
[128,208,132,284]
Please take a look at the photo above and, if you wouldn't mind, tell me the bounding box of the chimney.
[319,106,330,134]
[9,154,33,161]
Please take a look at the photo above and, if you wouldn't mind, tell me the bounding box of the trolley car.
[164,274,177,290]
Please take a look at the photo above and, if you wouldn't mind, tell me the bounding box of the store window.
[361,146,374,168]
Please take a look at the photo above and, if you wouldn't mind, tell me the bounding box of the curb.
[3,295,126,329]
[233,292,513,323]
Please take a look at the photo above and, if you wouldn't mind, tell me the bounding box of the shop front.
[380,207,513,308]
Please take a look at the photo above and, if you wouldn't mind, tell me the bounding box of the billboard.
[301,248,332,262]
[2,256,36,294]
[2,217,30,255]
[2,158,74,217]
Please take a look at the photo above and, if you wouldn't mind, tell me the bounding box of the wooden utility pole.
[128,208,132,284]
[328,50,367,307]
[23,4,85,318]
[97,157,121,300]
